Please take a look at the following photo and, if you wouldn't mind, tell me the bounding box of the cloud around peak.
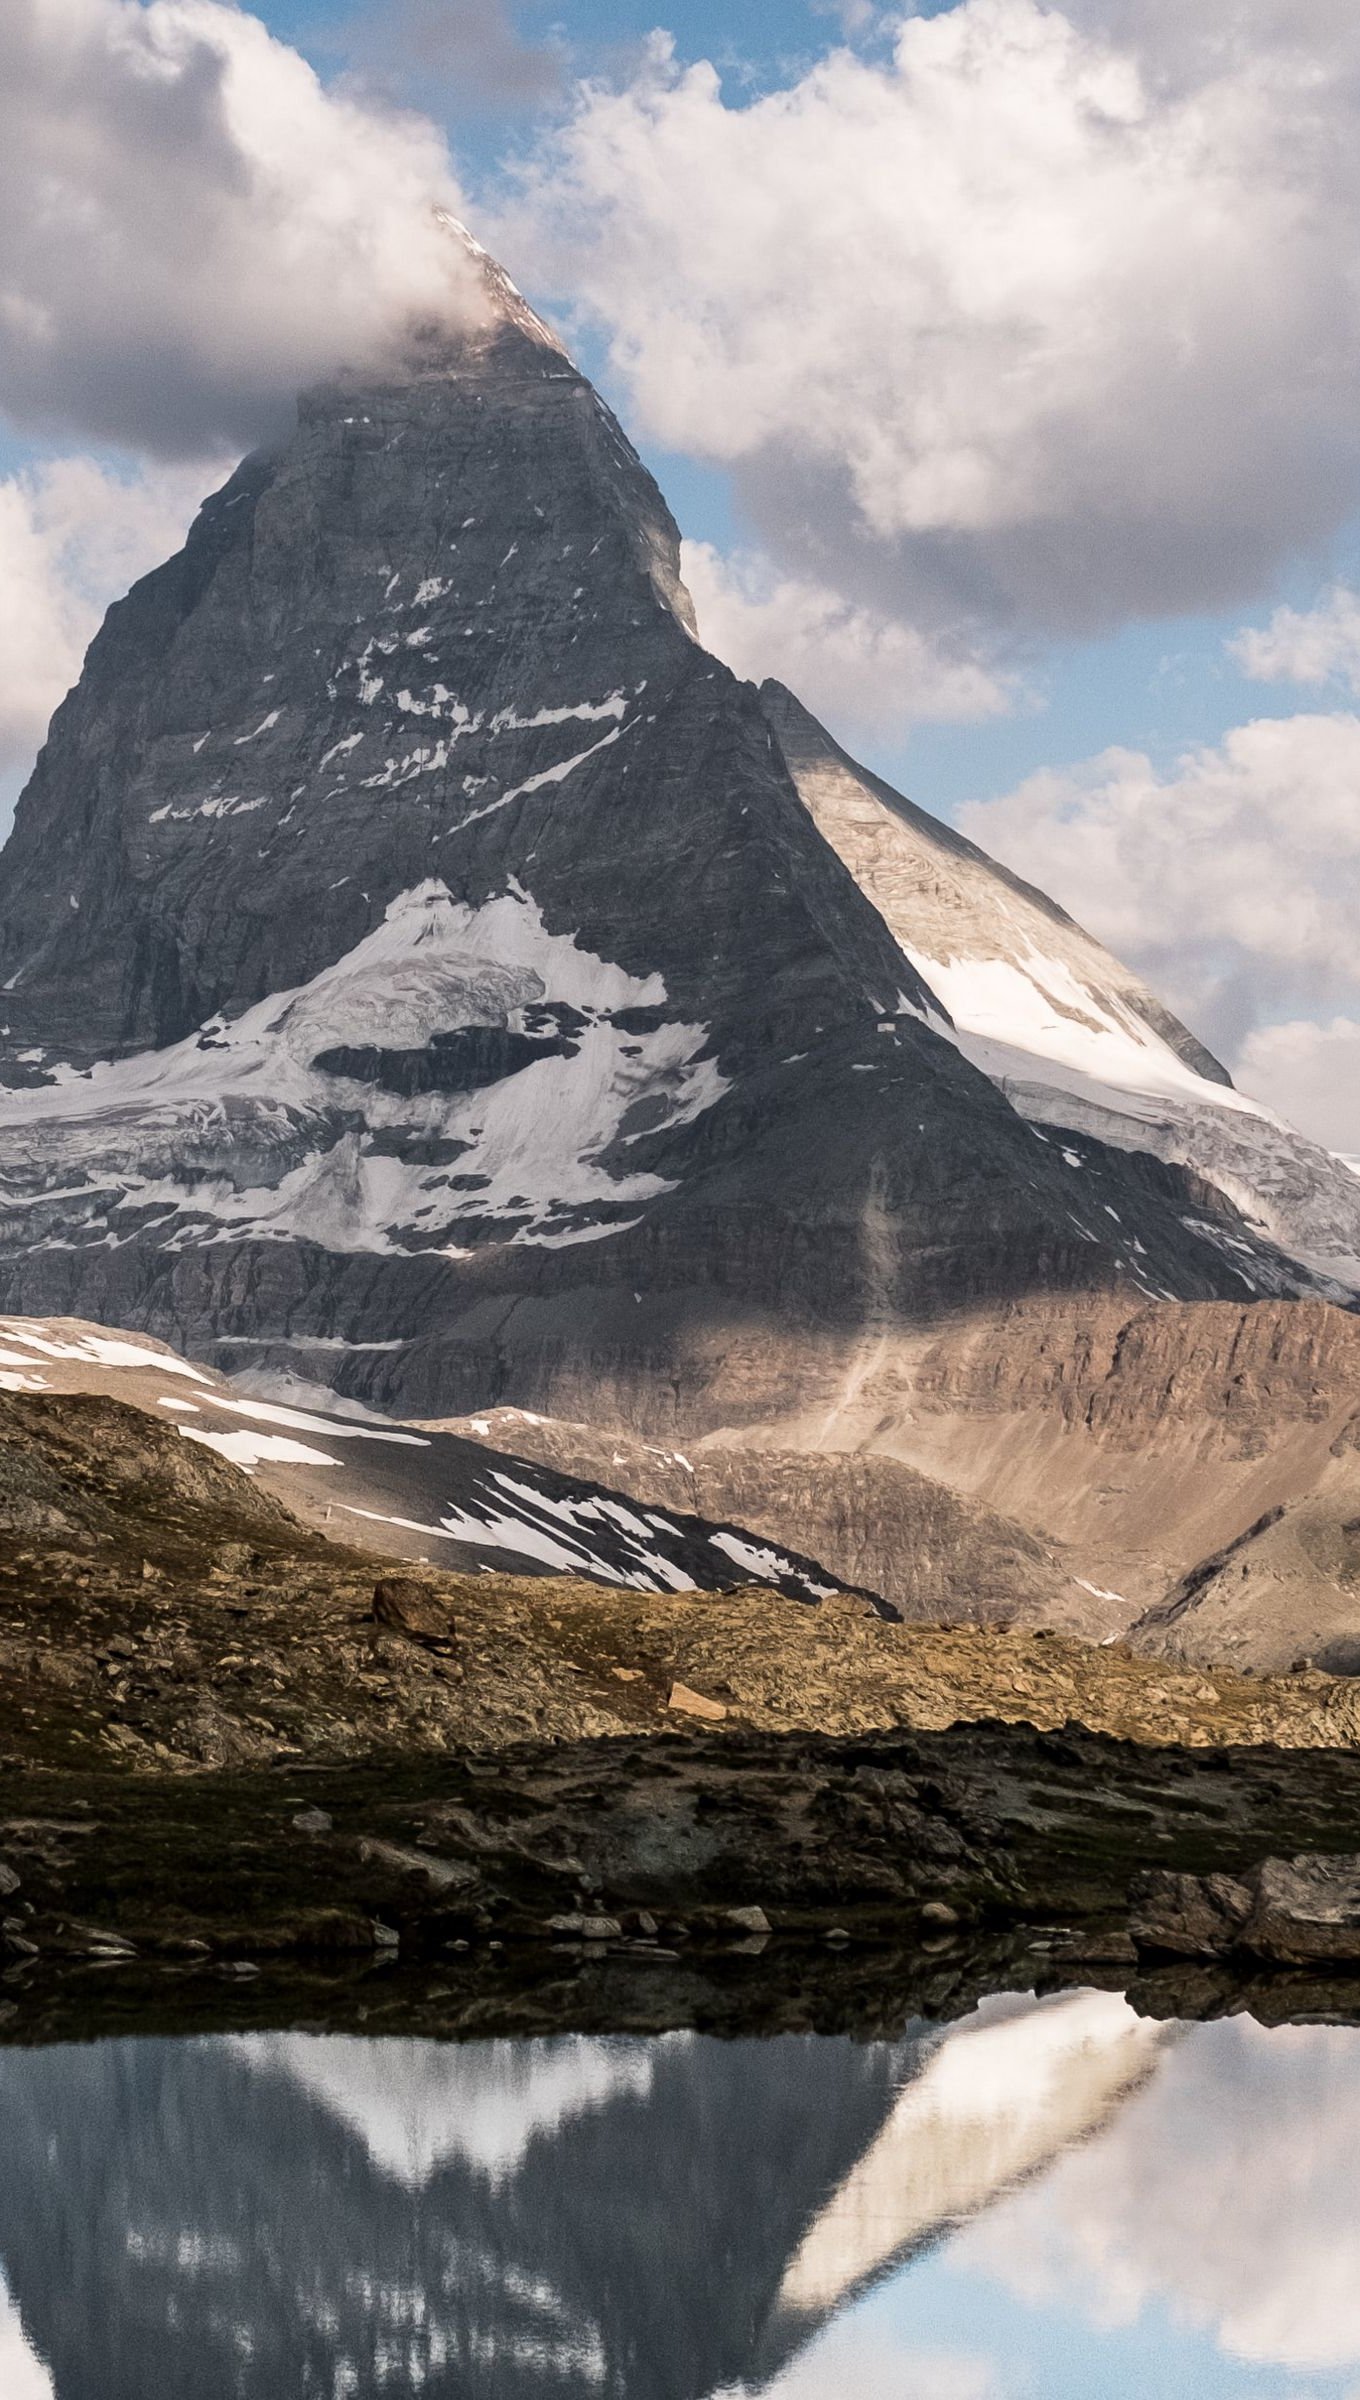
[1231,585,1360,698]
[682,540,1018,733]
[0,0,485,460]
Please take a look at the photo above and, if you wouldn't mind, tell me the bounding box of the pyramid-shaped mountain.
[0,233,1343,1427]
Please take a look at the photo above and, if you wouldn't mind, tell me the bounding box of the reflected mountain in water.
[0,1996,1173,2399]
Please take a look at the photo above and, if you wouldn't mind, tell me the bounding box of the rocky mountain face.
[760,684,1360,1298]
[0,1316,865,1606]
[1127,1476,1360,1679]
[0,233,1333,1442]
[435,1296,1360,1668]
[436,1404,1109,1636]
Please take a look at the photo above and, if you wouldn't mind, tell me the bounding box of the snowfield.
[0,882,728,1257]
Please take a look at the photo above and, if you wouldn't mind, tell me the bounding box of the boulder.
[1248,1854,1360,1964]
[1129,1869,1254,1959]
[667,1681,727,1722]
[1132,1852,1360,1963]
[356,1837,477,1893]
[371,1578,457,1651]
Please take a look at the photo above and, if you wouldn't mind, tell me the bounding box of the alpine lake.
[4,1932,1360,2399]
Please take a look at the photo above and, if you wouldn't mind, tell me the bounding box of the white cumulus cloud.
[0,0,484,459]
[1232,585,1360,697]
[0,452,220,832]
[956,711,1360,1147]
[681,540,1016,731]
[495,0,1360,643]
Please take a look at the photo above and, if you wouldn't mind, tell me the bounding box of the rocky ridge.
[435,1404,1108,1635]
[18,1304,1360,1673]
[5,1373,1360,1782]
[761,682,1360,1296]
[0,1316,871,1608]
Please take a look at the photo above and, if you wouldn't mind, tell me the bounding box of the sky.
[4,0,1360,1145]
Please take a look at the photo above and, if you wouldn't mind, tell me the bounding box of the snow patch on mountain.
[0,1322,210,1380]
[709,1529,838,1598]
[0,883,728,1257]
[762,683,1360,1296]
[906,944,1264,1119]
[917,964,1360,1297]
[182,1427,342,1470]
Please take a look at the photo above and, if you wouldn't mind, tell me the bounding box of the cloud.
[0,452,217,832]
[0,0,484,460]
[955,711,1360,1145]
[681,540,1016,731]
[494,0,1360,641]
[959,2017,1360,2373]
[717,2320,1000,2400]
[1231,585,1360,696]
[340,0,564,110]
[811,0,882,36]
[1071,0,1360,84]
[1234,1019,1360,1158]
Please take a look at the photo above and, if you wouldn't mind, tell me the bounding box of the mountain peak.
[429,210,570,362]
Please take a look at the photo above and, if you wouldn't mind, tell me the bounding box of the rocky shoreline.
[7,1715,1360,2046]
[9,1383,1360,2046]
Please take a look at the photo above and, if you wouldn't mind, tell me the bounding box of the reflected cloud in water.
[0,2269,53,2400]
[958,2015,1360,2376]
[1,1990,1358,2396]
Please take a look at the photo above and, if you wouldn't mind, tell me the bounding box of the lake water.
[0,1988,1355,2396]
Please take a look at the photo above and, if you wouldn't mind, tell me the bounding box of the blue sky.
[4,0,1360,1140]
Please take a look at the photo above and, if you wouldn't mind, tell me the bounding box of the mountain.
[761,682,1360,1297]
[0,226,1335,1442]
[436,1403,1114,1636]
[0,2027,912,2400]
[0,1314,864,1604]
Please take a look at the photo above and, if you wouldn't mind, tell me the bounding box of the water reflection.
[0,1991,1357,2396]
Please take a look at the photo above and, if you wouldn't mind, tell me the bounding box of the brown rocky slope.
[435,1295,1360,1667]
[6,1381,1360,1781]
[434,1408,1103,1634]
